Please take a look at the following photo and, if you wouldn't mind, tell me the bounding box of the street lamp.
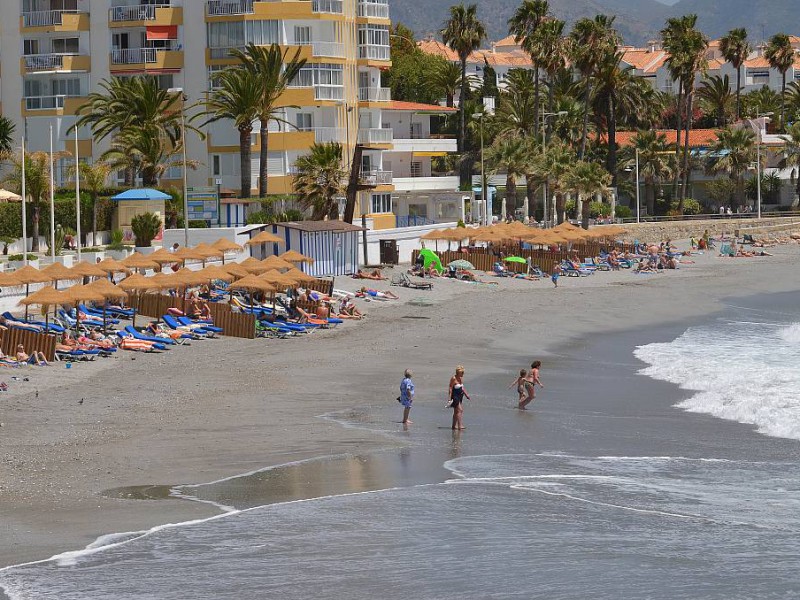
[168,87,190,246]
[748,111,772,220]
[472,112,487,225]
[540,111,566,226]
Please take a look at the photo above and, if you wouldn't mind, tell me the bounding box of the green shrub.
[7,253,37,262]
[246,209,304,225]
[188,220,208,229]
[130,212,162,247]
[669,198,702,215]
[457,219,466,228]
[589,201,612,218]
[106,229,126,251]
[47,225,68,256]
[615,205,632,219]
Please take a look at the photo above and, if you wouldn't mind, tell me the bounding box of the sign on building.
[186,187,219,224]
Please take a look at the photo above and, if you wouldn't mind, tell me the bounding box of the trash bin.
[379,239,398,265]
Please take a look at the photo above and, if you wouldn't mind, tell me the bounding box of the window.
[23,39,40,56]
[370,193,392,214]
[208,20,280,50]
[208,65,225,90]
[294,26,311,45]
[52,78,82,96]
[357,25,390,60]
[212,155,221,176]
[246,20,280,46]
[410,161,422,177]
[296,113,313,131]
[749,70,769,84]
[361,154,371,173]
[51,37,79,54]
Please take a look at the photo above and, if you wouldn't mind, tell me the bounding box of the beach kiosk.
[246,221,363,277]
[111,188,169,243]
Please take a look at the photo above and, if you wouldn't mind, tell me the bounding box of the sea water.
[3,305,800,599]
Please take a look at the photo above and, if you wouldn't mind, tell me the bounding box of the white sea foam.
[635,320,800,440]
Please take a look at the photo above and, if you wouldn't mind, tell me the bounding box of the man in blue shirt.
[399,369,415,425]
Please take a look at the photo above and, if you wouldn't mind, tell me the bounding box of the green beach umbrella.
[503,256,528,264]
[448,259,475,270]
[418,248,443,273]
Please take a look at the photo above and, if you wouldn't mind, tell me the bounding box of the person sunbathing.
[457,269,477,282]
[16,344,48,366]
[338,298,364,319]
[0,316,43,332]
[78,333,115,350]
[358,287,399,300]
[353,269,387,280]
[117,333,160,352]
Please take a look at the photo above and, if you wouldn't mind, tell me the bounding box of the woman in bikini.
[449,365,470,430]
[519,360,544,409]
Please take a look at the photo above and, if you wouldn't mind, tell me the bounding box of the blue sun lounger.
[177,316,223,333]
[124,325,176,345]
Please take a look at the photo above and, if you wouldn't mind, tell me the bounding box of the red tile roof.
[417,39,533,68]
[614,129,721,148]
[386,100,456,113]
[621,48,667,73]
[417,39,460,62]
[745,57,771,69]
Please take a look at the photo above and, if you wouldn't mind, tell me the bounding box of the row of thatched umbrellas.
[2,236,316,331]
[421,222,628,247]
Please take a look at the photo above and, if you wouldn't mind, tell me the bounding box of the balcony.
[359,87,390,102]
[312,0,343,14]
[358,44,390,62]
[23,53,90,73]
[314,127,345,143]
[357,128,393,145]
[393,176,460,192]
[360,170,393,186]
[111,48,183,70]
[314,86,344,101]
[109,4,182,25]
[23,95,86,113]
[206,0,254,16]
[209,46,244,60]
[309,41,345,58]
[391,136,457,154]
[21,9,89,30]
[358,1,389,19]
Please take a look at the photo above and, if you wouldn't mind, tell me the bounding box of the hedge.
[0,194,114,240]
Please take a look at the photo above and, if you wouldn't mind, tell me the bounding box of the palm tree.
[203,67,262,198]
[230,43,307,198]
[0,116,16,157]
[765,33,795,130]
[536,19,569,121]
[441,3,487,186]
[570,15,619,159]
[494,69,537,136]
[719,28,751,121]
[535,138,574,223]
[73,162,110,246]
[697,74,735,126]
[565,159,611,229]
[705,126,756,210]
[622,130,677,216]
[487,136,527,213]
[742,85,782,119]
[508,0,550,128]
[779,122,800,204]
[293,143,347,220]
[427,61,463,108]
[3,152,52,252]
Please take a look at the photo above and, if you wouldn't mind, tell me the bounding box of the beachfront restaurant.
[245,221,363,277]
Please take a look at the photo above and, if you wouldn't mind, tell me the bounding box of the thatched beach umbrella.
[19,285,70,330]
[66,284,107,334]
[285,268,316,285]
[88,279,129,333]
[240,257,271,274]
[222,263,249,279]
[211,238,244,264]
[71,260,109,280]
[122,252,159,272]
[279,250,314,264]
[147,247,181,265]
[41,262,78,289]
[229,274,277,309]
[172,246,207,264]
[245,231,284,246]
[260,255,294,272]
[14,266,54,318]
[96,258,132,277]
[119,273,161,327]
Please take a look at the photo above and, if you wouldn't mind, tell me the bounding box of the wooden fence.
[131,293,256,339]
[1,328,57,362]
[306,277,334,296]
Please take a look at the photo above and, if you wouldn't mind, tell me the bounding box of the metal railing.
[206,0,254,15]
[358,87,390,102]
[24,54,67,71]
[314,86,344,101]
[396,215,435,228]
[358,128,393,144]
[357,1,389,18]
[309,41,345,58]
[111,48,157,64]
[25,95,67,110]
[109,4,170,22]
[360,170,392,185]
[209,45,245,59]
[619,211,800,224]
[358,44,390,61]
[314,127,345,143]
[22,9,77,27]
[312,0,343,14]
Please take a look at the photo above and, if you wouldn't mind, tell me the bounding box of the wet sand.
[2,242,800,568]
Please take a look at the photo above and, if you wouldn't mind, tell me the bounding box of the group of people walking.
[398,362,544,428]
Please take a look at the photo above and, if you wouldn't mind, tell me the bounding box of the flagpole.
[49,123,56,260]
[75,126,82,261]
[21,135,27,267]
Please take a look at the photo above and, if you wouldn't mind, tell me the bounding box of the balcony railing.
[359,87,390,102]
[22,9,78,27]
[358,44,390,61]
[25,53,66,71]
[25,95,67,110]
[358,128,393,144]
[109,4,170,22]
[206,0,254,16]
[312,0,343,14]
[314,127,345,143]
[360,170,393,186]
[396,215,435,228]
[309,41,345,58]
[314,86,344,101]
[111,48,157,64]
[357,1,389,19]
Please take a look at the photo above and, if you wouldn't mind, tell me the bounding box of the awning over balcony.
[146,25,178,41]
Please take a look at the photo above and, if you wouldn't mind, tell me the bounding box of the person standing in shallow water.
[519,361,544,409]
[449,366,470,430]
[399,369,415,424]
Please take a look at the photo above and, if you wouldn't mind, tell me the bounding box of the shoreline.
[3,242,800,569]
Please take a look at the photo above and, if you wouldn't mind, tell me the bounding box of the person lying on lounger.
[358,287,399,300]
[16,344,48,366]
[0,316,43,332]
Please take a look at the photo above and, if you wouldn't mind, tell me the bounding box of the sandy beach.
[2,240,800,570]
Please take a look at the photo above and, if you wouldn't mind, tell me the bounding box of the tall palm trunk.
[781,73,787,131]
[555,192,565,224]
[673,79,683,198]
[580,193,591,229]
[91,194,98,246]
[526,176,537,219]
[533,67,540,136]
[645,180,656,216]
[259,124,269,198]
[546,80,555,142]
[735,64,742,121]
[506,173,517,213]
[31,204,40,252]
[344,145,364,224]
[239,127,253,198]
[679,91,693,208]
[458,57,469,188]
[579,77,592,159]
[607,95,617,187]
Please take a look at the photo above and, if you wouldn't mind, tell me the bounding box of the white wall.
[358,222,458,265]
[162,226,253,254]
